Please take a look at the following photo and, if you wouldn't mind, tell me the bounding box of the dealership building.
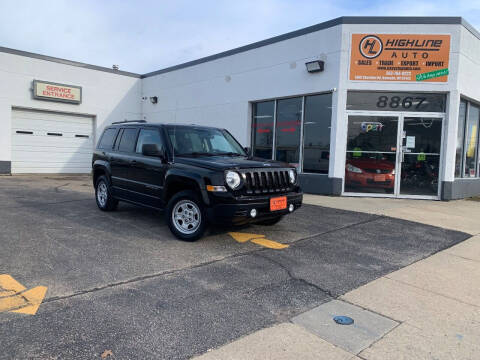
[1,16,479,200]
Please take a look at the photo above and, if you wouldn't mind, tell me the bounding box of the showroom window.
[455,100,480,178]
[303,94,332,174]
[455,101,467,177]
[275,97,303,166]
[252,101,275,159]
[251,93,332,173]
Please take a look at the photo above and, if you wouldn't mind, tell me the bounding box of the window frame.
[251,100,275,160]
[456,99,480,179]
[250,91,332,174]
[274,96,303,167]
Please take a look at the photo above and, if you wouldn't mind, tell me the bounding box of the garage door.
[12,109,94,173]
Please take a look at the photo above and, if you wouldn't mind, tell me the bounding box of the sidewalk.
[303,195,480,235]
[193,196,480,360]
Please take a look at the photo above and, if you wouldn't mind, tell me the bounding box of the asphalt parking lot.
[0,175,470,360]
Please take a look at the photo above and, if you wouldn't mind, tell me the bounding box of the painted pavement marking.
[228,232,289,249]
[0,274,47,315]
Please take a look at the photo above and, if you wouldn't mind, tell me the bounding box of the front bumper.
[206,191,303,226]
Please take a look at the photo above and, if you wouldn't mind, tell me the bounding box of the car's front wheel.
[95,175,118,211]
[166,190,206,242]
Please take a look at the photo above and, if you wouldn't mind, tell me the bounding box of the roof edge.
[0,46,141,78]
[142,16,478,79]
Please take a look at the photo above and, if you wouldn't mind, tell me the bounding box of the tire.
[95,175,118,211]
[166,190,206,242]
[257,216,283,226]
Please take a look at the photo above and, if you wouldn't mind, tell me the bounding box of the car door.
[129,127,168,208]
[109,127,140,201]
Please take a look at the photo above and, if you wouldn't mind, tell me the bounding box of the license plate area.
[374,174,386,182]
[270,196,287,211]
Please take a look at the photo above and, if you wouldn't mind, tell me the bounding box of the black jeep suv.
[92,121,303,241]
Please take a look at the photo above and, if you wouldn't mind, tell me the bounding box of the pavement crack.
[252,252,336,299]
[356,319,402,357]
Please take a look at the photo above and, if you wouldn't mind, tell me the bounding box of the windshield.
[166,126,246,157]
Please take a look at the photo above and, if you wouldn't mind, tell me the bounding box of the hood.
[347,158,395,171]
[174,156,292,171]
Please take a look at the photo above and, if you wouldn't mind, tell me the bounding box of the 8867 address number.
[376,96,427,110]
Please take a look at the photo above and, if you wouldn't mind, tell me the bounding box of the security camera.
[150,96,158,104]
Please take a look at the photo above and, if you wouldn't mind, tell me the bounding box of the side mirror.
[142,143,166,160]
[244,147,250,155]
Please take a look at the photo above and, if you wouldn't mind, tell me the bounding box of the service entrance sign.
[33,80,82,104]
[350,34,450,82]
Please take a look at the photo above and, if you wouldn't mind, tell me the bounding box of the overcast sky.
[1,0,479,74]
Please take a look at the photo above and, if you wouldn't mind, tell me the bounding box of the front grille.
[239,169,292,195]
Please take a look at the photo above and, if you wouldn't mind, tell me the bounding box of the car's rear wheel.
[166,190,206,241]
[95,175,118,211]
[257,216,284,226]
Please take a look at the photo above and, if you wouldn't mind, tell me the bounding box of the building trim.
[142,16,477,78]
[0,46,141,78]
[298,174,343,195]
[442,178,480,200]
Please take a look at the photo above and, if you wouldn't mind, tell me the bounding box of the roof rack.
[111,120,147,125]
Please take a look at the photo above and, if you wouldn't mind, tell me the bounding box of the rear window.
[98,128,117,149]
[117,128,138,152]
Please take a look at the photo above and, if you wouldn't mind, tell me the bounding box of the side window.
[136,129,164,154]
[97,128,117,150]
[117,128,138,152]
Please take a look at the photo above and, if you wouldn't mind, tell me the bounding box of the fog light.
[288,204,294,212]
[250,209,257,218]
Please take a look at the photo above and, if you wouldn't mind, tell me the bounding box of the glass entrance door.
[345,115,398,194]
[345,114,443,198]
[399,117,443,197]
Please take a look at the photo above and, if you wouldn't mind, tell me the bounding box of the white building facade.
[1,17,479,200]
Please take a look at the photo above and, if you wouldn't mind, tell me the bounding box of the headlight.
[225,171,241,189]
[346,164,362,173]
[288,169,296,184]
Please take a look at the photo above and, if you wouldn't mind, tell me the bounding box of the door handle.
[131,160,138,165]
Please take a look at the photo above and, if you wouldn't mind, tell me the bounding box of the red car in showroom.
[345,157,395,191]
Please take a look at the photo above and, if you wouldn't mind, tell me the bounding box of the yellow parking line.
[228,232,264,243]
[11,286,48,315]
[0,274,47,315]
[228,232,289,250]
[250,237,289,249]
[0,274,26,297]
